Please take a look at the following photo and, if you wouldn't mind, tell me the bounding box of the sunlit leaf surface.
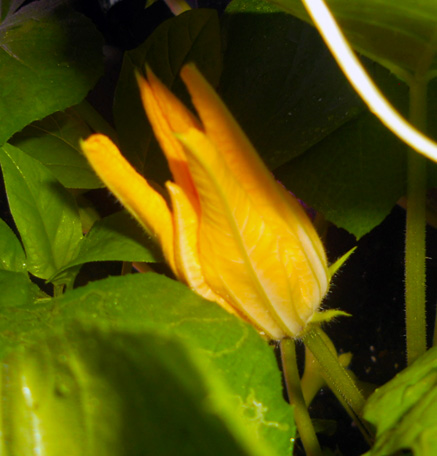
[2,325,273,456]
[0,217,26,272]
[364,346,437,455]
[0,273,296,456]
[0,143,82,281]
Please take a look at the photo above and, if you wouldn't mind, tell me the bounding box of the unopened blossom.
[81,64,329,339]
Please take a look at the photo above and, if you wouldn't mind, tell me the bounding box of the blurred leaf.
[2,324,271,456]
[0,273,296,456]
[0,217,26,272]
[113,8,222,178]
[0,0,103,144]
[0,143,82,281]
[0,0,26,20]
[364,346,437,455]
[0,269,34,307]
[276,112,407,238]
[269,0,437,79]
[9,109,102,189]
[54,210,162,277]
[221,0,363,169]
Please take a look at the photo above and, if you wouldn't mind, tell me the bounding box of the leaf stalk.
[280,338,323,456]
[405,77,428,365]
[301,326,373,443]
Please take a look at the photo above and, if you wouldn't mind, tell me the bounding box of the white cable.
[301,0,437,162]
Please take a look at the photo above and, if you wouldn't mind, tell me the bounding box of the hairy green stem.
[280,338,322,456]
[405,78,428,365]
[301,326,373,442]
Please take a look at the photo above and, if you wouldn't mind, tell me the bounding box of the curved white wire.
[301,0,437,162]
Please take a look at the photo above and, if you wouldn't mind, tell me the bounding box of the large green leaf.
[113,8,222,176]
[0,0,103,144]
[221,0,363,169]
[53,210,162,278]
[0,143,82,281]
[364,346,437,455]
[0,273,296,456]
[1,324,271,456]
[269,0,437,79]
[275,111,407,238]
[9,109,102,189]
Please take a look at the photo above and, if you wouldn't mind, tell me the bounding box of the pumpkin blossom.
[81,64,330,339]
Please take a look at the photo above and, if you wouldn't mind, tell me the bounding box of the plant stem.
[301,326,373,442]
[405,78,428,365]
[280,338,322,456]
[53,284,64,297]
[121,261,132,275]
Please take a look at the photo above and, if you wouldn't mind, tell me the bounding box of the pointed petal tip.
[180,63,203,86]
[81,133,115,157]
[135,66,161,96]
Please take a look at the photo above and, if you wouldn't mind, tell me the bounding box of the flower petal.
[166,181,237,315]
[81,134,176,270]
[177,128,320,338]
[137,69,200,208]
[181,64,329,299]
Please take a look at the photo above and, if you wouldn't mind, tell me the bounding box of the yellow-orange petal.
[177,128,321,338]
[81,134,176,270]
[180,64,329,297]
[166,181,237,315]
[136,69,199,209]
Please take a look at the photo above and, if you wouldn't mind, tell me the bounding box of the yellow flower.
[81,65,329,339]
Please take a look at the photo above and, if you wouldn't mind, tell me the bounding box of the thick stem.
[405,79,428,365]
[301,326,373,442]
[280,338,322,456]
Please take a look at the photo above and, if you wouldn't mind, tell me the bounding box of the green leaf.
[0,217,26,272]
[54,210,162,277]
[0,269,34,307]
[269,0,437,79]
[113,9,222,176]
[9,109,102,189]
[364,346,437,455]
[0,273,296,456]
[0,143,83,281]
[0,0,103,144]
[275,111,407,238]
[2,324,271,456]
[221,0,363,170]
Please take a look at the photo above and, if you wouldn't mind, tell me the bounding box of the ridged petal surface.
[177,128,319,338]
[166,181,236,315]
